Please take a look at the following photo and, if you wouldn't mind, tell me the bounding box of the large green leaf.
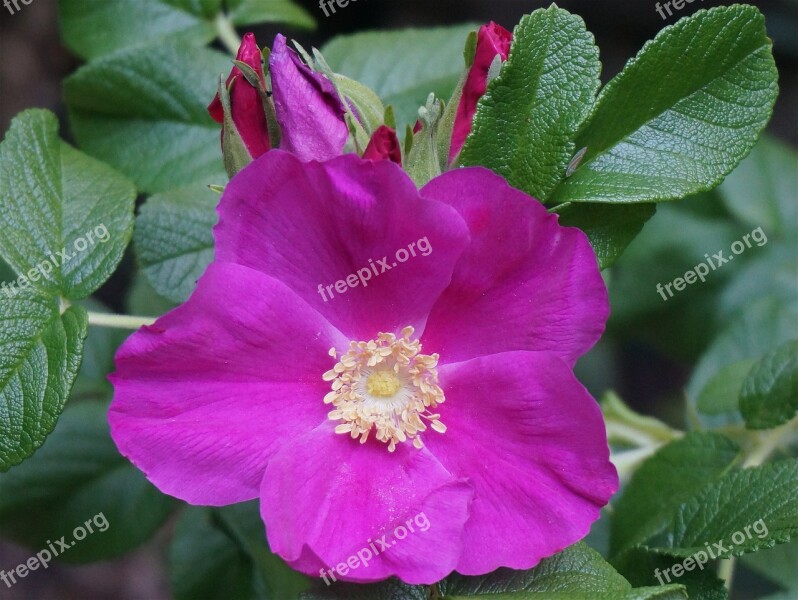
[171,502,310,600]
[649,460,798,557]
[0,293,87,471]
[0,401,175,559]
[58,0,313,61]
[135,184,218,303]
[58,0,219,60]
[553,6,777,204]
[610,433,740,557]
[321,25,476,130]
[65,42,230,194]
[0,110,136,300]
[740,341,798,430]
[459,6,600,202]
[438,543,684,599]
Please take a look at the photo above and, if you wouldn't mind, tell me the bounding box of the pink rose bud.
[362,125,402,165]
[449,22,513,162]
[208,32,271,161]
[269,34,349,162]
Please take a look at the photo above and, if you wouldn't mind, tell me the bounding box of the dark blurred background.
[0,1,795,599]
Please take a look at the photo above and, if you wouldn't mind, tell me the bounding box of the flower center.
[366,371,402,397]
[322,326,446,452]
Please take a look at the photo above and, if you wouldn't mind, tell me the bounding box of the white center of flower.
[323,326,446,452]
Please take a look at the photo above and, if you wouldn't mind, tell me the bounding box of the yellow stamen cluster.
[323,326,446,452]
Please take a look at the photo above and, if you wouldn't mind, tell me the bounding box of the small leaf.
[649,460,798,558]
[0,293,87,471]
[135,184,218,304]
[65,42,230,194]
[553,202,656,269]
[0,402,175,559]
[696,359,757,417]
[459,6,600,202]
[610,433,740,557]
[553,6,778,204]
[740,341,798,430]
[0,109,136,300]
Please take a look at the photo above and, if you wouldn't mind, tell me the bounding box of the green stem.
[719,556,736,592]
[86,311,155,330]
[215,12,241,55]
[743,420,796,468]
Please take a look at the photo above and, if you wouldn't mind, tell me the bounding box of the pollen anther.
[323,326,445,451]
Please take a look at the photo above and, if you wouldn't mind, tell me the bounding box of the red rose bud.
[449,22,512,162]
[208,33,271,162]
[362,125,402,165]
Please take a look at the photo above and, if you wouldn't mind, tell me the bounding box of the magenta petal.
[260,422,472,584]
[109,262,346,505]
[423,351,618,574]
[215,150,470,342]
[270,34,348,161]
[420,167,609,367]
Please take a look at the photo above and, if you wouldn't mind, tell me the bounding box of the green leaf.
[65,42,230,194]
[459,6,600,202]
[696,359,757,417]
[740,341,798,430]
[301,579,427,600]
[649,460,798,557]
[553,6,778,204]
[613,547,727,600]
[0,110,136,299]
[610,433,740,557]
[171,502,311,600]
[446,590,686,600]
[227,0,314,29]
[553,202,656,269]
[0,294,87,471]
[439,543,630,597]
[58,0,219,60]
[321,24,476,130]
[686,297,798,429]
[0,402,176,560]
[135,184,218,304]
[719,135,798,237]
